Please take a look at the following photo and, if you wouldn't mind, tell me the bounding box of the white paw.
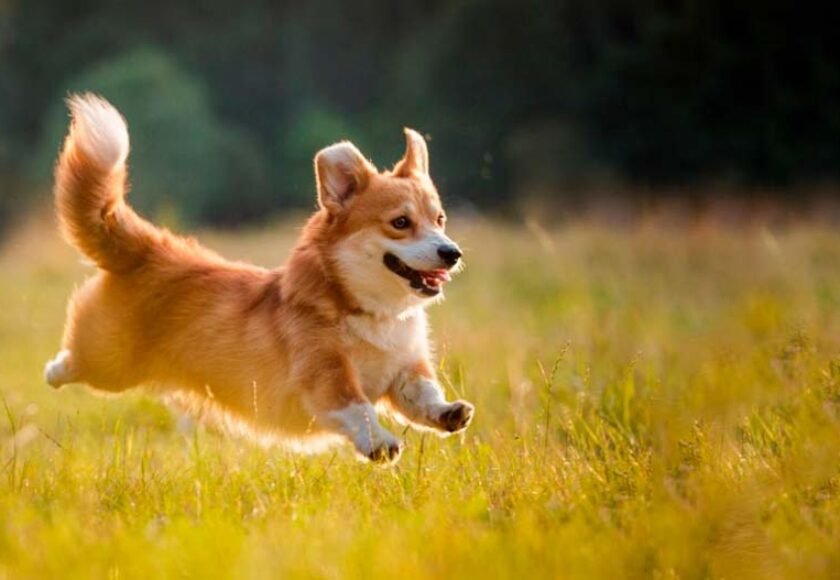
[358,428,402,464]
[44,350,73,388]
[329,402,402,464]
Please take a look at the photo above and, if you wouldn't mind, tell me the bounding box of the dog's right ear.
[314,142,375,214]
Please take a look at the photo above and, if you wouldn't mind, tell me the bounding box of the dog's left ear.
[393,128,429,177]
[314,141,375,214]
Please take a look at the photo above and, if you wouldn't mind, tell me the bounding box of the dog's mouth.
[383,252,451,297]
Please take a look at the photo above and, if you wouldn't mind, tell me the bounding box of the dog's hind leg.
[44,349,77,388]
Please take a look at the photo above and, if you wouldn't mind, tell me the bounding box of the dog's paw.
[44,349,74,388]
[330,402,403,466]
[366,439,402,465]
[437,400,475,433]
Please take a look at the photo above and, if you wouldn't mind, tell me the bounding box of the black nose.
[437,245,462,266]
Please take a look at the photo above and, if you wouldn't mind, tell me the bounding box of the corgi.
[44,94,473,464]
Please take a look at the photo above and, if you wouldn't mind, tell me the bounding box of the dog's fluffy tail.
[55,94,157,272]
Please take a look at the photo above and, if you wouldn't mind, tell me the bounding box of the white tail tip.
[67,93,130,171]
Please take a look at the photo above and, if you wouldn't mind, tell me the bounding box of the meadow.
[2,210,840,579]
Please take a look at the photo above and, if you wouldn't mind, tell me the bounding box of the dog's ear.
[314,141,375,214]
[393,128,429,177]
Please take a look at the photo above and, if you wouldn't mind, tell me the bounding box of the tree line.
[1,0,837,229]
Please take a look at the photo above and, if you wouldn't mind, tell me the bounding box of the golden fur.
[45,94,474,464]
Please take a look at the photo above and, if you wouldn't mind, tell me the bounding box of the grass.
[2,211,840,578]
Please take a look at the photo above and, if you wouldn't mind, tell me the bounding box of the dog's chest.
[342,310,428,400]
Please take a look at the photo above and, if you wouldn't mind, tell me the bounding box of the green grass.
[3,212,840,578]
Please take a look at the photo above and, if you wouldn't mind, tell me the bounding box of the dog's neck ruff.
[346,302,424,322]
[343,305,427,355]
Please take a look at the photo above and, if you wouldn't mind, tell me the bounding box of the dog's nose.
[437,244,462,267]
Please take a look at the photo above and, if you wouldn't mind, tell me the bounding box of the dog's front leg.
[324,401,401,464]
[386,364,474,434]
[300,353,401,464]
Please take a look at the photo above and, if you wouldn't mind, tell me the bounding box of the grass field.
[2,211,840,579]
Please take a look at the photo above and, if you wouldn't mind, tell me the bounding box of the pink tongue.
[420,269,451,288]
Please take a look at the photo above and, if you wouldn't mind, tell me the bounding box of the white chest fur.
[342,308,430,401]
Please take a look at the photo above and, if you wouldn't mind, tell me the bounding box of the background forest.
[2,0,838,229]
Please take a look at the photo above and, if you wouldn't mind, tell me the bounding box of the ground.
[1,211,840,579]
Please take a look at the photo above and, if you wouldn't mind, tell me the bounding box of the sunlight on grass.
[2,213,840,578]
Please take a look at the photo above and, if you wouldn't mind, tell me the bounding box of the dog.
[43,94,474,464]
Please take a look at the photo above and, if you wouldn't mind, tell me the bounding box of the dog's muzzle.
[383,252,452,297]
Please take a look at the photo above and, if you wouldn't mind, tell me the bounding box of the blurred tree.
[1,0,839,232]
[566,0,840,184]
[31,48,272,225]
[277,105,366,206]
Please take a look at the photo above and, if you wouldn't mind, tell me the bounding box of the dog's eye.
[391,216,411,230]
[437,214,446,227]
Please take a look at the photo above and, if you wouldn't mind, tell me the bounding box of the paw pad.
[367,441,402,464]
[439,401,475,433]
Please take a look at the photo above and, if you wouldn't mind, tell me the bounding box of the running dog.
[44,94,474,464]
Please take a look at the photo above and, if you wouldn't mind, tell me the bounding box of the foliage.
[277,105,365,207]
[1,0,838,230]
[31,48,271,225]
[2,217,840,577]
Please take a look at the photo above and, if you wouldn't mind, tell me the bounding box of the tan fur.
[45,94,474,464]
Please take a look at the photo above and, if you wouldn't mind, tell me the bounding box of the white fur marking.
[333,230,429,315]
[405,377,447,410]
[67,93,129,171]
[328,402,399,458]
[393,376,448,425]
[387,230,456,271]
[344,308,427,353]
[44,349,72,388]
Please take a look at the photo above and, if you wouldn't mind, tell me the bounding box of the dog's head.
[314,129,462,315]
